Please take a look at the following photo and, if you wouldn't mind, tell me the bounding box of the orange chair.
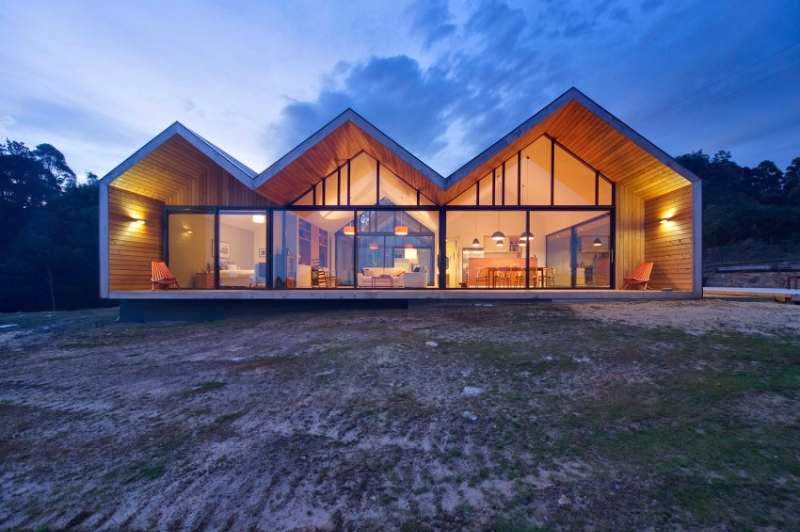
[623,262,654,290]
[151,261,180,290]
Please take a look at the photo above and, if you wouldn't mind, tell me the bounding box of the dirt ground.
[1,299,799,530]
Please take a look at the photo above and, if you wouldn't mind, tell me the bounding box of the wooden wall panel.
[644,185,693,291]
[615,184,645,288]
[108,187,164,291]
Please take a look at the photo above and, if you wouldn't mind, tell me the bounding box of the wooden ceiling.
[255,121,444,204]
[108,92,695,207]
[110,135,269,206]
[442,99,695,202]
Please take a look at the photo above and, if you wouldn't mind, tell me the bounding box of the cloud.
[405,0,456,49]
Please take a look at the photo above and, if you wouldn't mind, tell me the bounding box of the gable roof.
[446,87,698,190]
[102,87,698,205]
[101,121,256,188]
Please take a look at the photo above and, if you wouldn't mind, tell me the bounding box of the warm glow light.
[252,214,266,224]
[394,225,409,236]
[343,225,356,236]
[131,218,145,227]
[368,242,379,251]
[404,247,417,260]
[491,230,506,241]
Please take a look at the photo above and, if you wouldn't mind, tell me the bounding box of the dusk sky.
[1,0,798,180]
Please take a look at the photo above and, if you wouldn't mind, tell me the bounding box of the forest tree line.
[1,140,799,311]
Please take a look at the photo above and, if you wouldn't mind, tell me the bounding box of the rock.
[425,341,438,348]
[558,494,571,506]
[462,386,483,397]
[462,410,478,421]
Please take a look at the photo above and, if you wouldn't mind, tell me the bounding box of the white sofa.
[358,267,405,288]
[357,266,428,288]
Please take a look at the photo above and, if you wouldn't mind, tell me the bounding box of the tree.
[749,160,784,203]
[33,143,76,188]
[784,157,800,200]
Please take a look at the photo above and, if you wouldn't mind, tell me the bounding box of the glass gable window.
[554,145,595,205]
[521,137,551,205]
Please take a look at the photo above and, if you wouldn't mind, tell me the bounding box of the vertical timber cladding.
[614,184,645,288]
[108,187,164,291]
[644,185,693,291]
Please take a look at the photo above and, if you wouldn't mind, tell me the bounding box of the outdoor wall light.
[131,218,145,227]
[394,225,409,236]
[251,214,266,224]
[659,217,675,227]
[343,225,356,236]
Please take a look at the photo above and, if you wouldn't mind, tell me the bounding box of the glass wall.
[530,211,611,288]
[218,211,267,288]
[167,213,215,289]
[273,210,351,288]
[356,210,438,288]
[445,211,527,288]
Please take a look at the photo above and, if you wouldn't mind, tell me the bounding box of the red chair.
[151,261,180,290]
[623,262,654,290]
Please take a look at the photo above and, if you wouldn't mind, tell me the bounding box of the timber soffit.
[101,87,699,199]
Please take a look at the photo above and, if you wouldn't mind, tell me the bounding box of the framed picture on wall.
[213,240,231,259]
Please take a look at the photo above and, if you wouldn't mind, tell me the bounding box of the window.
[356,210,438,288]
[167,213,215,289]
[521,137,551,205]
[531,211,611,288]
[218,211,268,288]
[274,210,353,288]
[554,145,595,205]
[445,210,526,288]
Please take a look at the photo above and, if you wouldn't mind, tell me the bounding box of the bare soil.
[1,300,798,530]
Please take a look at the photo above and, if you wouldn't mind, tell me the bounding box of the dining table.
[485,266,548,288]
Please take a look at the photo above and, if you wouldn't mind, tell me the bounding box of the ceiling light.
[491,230,506,242]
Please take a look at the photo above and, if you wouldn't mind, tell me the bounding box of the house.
[99,87,701,302]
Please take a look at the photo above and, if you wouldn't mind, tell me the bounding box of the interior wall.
[108,187,164,291]
[615,184,645,287]
[644,185,693,291]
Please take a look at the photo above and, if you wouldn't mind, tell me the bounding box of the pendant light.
[369,242,379,251]
[394,225,409,236]
[491,211,505,241]
[519,230,534,241]
[471,237,481,247]
[343,225,355,236]
[592,237,603,247]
